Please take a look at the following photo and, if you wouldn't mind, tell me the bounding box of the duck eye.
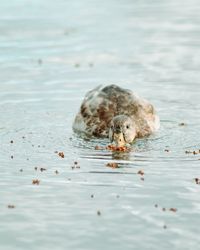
[126,125,129,129]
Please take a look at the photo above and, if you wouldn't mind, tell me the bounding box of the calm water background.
[0,0,200,249]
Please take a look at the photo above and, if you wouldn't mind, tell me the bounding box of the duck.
[73,84,160,146]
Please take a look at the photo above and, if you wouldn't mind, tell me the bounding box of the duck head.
[109,115,136,146]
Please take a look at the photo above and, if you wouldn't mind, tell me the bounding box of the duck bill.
[113,132,126,147]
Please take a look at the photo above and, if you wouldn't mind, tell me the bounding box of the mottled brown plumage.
[73,85,160,142]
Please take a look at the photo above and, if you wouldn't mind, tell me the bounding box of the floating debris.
[58,152,65,158]
[55,170,59,174]
[106,162,119,168]
[32,179,40,185]
[137,170,144,176]
[8,205,15,209]
[154,204,178,213]
[10,140,13,144]
[179,122,186,126]
[169,208,177,212]
[97,210,101,216]
[185,149,200,155]
[71,161,80,169]
[194,178,200,184]
[106,144,128,152]
[40,168,46,172]
[95,144,129,152]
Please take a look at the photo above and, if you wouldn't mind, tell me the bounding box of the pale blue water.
[0,0,200,249]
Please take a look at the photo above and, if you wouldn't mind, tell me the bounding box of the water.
[0,0,200,249]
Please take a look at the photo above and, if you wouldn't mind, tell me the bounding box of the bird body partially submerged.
[73,85,160,145]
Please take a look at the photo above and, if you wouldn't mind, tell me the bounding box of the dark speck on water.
[7,205,15,209]
[32,179,40,185]
[194,178,200,184]
[179,122,186,126]
[38,59,43,65]
[40,167,46,172]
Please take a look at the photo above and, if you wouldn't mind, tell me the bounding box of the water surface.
[0,0,200,249]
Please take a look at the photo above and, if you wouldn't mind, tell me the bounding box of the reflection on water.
[1,0,200,249]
